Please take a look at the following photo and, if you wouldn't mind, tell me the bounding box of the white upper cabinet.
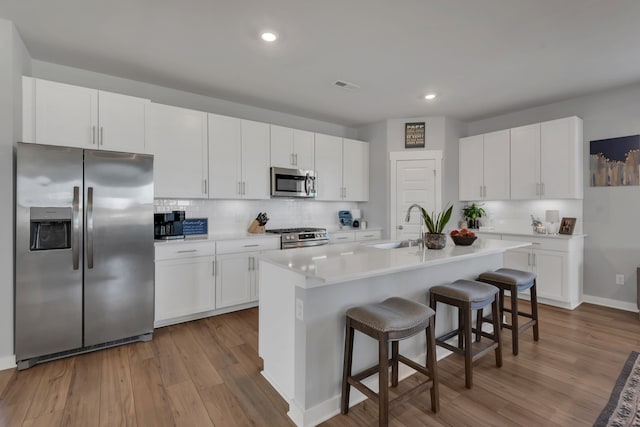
[540,117,583,199]
[459,135,484,200]
[208,114,270,200]
[510,123,541,200]
[146,103,208,199]
[23,77,148,153]
[208,114,242,199]
[315,134,369,202]
[95,91,147,153]
[270,125,315,171]
[315,133,343,201]
[342,138,369,201]
[241,119,270,199]
[511,116,583,199]
[459,130,510,201]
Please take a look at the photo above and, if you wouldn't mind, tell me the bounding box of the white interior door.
[393,158,438,241]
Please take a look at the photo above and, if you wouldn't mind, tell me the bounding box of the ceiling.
[2,0,640,127]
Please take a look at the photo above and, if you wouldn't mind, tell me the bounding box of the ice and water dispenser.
[29,207,72,251]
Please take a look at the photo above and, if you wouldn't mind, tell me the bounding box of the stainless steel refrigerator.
[15,142,154,369]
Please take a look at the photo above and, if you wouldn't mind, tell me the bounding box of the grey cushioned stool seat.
[429,280,502,388]
[477,268,540,356]
[341,297,439,427]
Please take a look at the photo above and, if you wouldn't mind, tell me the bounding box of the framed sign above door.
[405,122,425,148]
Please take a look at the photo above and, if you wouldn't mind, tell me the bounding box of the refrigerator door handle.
[87,186,94,269]
[72,186,80,270]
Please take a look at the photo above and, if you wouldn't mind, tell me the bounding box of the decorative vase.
[424,233,446,249]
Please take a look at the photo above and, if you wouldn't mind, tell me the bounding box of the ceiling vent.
[333,80,360,91]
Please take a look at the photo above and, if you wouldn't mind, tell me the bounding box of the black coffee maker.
[154,211,186,240]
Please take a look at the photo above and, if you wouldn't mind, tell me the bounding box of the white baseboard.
[0,354,16,371]
[582,294,639,313]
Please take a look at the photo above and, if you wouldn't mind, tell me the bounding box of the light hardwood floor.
[0,302,637,426]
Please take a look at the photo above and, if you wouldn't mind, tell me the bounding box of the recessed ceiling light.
[261,32,278,42]
[424,93,437,100]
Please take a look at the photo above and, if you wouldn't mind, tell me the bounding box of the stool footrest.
[397,355,431,377]
[503,319,536,333]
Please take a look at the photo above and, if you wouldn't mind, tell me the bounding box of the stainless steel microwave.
[270,167,317,198]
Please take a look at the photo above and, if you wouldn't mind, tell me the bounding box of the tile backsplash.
[155,199,363,234]
[479,200,584,234]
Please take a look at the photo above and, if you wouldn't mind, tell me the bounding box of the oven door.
[271,167,316,198]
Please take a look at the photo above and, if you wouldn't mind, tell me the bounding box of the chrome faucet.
[405,204,425,247]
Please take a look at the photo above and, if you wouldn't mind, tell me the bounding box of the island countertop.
[259,238,531,288]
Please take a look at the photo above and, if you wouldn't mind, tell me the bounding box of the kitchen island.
[258,238,530,427]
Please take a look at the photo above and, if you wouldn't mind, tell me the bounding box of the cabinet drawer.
[155,241,215,261]
[330,231,355,243]
[355,230,381,241]
[501,234,569,252]
[216,237,280,254]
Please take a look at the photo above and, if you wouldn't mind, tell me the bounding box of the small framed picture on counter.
[405,122,425,148]
[558,217,576,235]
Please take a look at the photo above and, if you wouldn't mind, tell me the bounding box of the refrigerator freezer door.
[83,150,154,346]
[15,143,84,360]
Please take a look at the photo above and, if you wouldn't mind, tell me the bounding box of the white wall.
[357,116,465,236]
[356,120,388,236]
[30,60,357,139]
[0,18,31,368]
[466,82,640,306]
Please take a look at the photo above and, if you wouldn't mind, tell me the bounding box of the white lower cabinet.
[215,237,280,309]
[500,234,583,309]
[154,242,215,326]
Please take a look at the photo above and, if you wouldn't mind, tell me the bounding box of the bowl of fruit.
[450,229,477,246]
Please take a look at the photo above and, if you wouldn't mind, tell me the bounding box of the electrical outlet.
[295,298,304,320]
[616,274,625,285]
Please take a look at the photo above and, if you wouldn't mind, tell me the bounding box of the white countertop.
[259,238,530,288]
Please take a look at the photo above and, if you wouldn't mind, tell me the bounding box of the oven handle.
[282,240,329,250]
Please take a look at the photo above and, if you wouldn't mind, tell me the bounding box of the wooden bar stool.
[477,268,539,355]
[341,297,439,427]
[429,280,502,389]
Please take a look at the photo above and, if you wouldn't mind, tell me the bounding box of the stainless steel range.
[266,227,329,249]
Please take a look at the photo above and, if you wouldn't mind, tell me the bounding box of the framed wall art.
[590,135,640,186]
[405,122,425,148]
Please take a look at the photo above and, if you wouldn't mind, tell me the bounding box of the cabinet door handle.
[541,182,545,196]
[242,181,246,195]
[177,249,197,253]
[100,127,104,146]
[480,186,483,198]
[290,153,294,166]
[92,126,96,145]
[397,225,404,230]
[212,260,216,276]
[243,244,260,248]
[527,253,531,266]
[336,237,348,240]
[532,253,536,267]
[203,179,208,195]
[294,153,298,166]
[238,181,242,195]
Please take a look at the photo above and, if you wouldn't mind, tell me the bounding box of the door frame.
[389,150,443,240]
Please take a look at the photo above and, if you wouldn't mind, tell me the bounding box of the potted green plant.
[462,203,485,229]
[420,203,453,249]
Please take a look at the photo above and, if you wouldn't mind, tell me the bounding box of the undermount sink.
[367,240,421,249]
